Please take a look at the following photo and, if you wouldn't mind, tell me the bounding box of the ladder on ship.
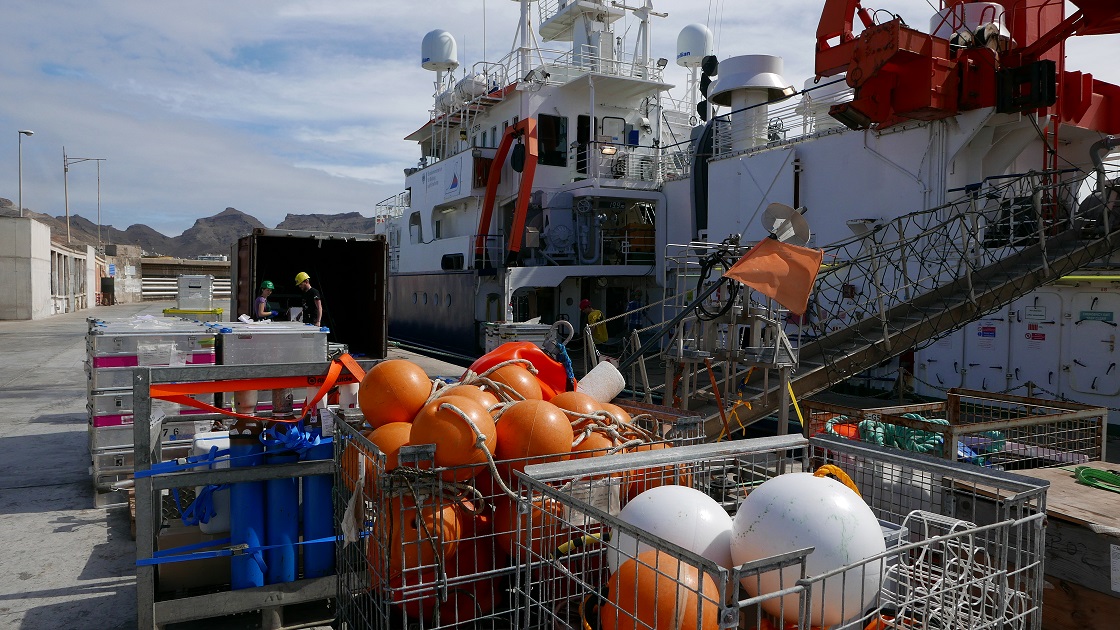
[639,158,1120,440]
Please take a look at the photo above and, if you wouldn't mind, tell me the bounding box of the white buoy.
[609,485,734,572]
[576,360,625,403]
[730,472,886,627]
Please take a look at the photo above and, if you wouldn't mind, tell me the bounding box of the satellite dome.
[421,29,459,72]
[676,24,713,68]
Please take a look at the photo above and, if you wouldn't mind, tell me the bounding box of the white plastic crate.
[514,434,1048,630]
[177,274,214,310]
[483,322,553,353]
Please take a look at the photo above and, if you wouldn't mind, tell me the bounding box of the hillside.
[0,199,379,258]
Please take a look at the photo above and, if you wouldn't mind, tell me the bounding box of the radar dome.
[676,24,714,68]
[422,29,459,72]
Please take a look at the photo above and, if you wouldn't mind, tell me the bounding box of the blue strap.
[137,535,340,567]
[557,342,576,391]
[178,483,230,526]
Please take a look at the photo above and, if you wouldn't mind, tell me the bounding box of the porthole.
[447,293,452,308]
[412,292,418,304]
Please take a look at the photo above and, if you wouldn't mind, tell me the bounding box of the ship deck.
[1,302,1117,629]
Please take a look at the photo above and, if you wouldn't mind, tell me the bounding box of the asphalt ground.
[0,301,464,630]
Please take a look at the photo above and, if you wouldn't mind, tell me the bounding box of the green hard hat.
[260,280,275,290]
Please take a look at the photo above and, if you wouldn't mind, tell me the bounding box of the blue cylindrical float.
[230,419,266,589]
[265,423,300,584]
[301,412,335,578]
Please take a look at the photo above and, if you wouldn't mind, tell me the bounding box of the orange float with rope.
[409,395,498,482]
[358,359,433,428]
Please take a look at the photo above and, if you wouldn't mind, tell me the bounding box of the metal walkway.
[653,161,1120,438]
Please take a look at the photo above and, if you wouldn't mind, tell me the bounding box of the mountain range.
[0,198,379,258]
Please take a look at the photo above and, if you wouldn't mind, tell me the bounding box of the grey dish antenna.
[761,203,811,246]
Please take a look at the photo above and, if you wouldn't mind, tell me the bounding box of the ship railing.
[710,78,855,159]
[570,140,663,185]
[374,190,409,217]
[804,168,1097,337]
[647,164,1116,415]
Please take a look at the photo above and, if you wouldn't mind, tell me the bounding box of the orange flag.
[722,237,824,315]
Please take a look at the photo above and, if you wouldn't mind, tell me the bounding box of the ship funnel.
[422,29,459,72]
[708,55,793,151]
[676,24,713,68]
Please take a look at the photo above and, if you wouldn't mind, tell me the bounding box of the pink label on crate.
[92,352,215,369]
[92,414,134,427]
[92,355,138,369]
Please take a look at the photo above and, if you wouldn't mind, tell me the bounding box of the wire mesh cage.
[513,433,1048,630]
[805,388,1105,470]
[333,403,705,630]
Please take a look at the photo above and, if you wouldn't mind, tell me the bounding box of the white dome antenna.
[676,24,713,68]
[421,30,459,72]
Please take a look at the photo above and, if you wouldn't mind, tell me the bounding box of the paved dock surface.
[2,303,1117,629]
[0,302,465,630]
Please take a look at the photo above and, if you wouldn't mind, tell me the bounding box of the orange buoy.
[494,399,574,481]
[409,395,497,482]
[487,364,543,401]
[367,422,414,472]
[623,443,691,501]
[549,390,601,423]
[340,428,377,494]
[492,495,570,560]
[358,359,433,428]
[370,493,462,580]
[600,549,720,630]
[599,402,633,425]
[389,535,502,621]
[438,384,500,410]
[570,431,618,461]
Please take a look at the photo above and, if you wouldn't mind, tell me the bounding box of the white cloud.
[1,1,1116,236]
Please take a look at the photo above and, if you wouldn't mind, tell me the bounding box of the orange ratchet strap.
[149,353,368,424]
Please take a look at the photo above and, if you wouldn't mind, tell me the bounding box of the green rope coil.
[1074,467,1120,494]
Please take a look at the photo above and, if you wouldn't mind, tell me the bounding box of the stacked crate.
[86,316,218,491]
[212,321,330,412]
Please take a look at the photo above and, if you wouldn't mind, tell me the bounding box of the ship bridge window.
[538,114,568,167]
[408,212,422,244]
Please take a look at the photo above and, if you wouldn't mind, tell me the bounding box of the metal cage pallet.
[332,401,705,630]
[513,433,1049,630]
[803,388,1106,470]
[133,360,374,630]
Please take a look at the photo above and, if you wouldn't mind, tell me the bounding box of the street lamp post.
[17,130,34,218]
[63,148,106,246]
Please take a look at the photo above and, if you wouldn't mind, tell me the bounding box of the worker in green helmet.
[255,280,279,320]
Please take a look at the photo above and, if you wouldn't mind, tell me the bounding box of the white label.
[1112,544,1120,593]
[321,411,335,438]
[564,477,621,529]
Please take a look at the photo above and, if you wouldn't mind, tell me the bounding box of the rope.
[1074,466,1120,493]
[813,464,861,497]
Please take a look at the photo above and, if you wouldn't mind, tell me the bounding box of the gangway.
[635,139,1120,439]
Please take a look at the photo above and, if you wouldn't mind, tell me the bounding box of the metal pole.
[17,130,33,218]
[18,133,23,218]
[62,147,70,243]
[96,160,101,252]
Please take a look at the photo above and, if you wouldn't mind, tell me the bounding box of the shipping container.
[231,228,389,358]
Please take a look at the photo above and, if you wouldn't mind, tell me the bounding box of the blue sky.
[1,1,1116,236]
